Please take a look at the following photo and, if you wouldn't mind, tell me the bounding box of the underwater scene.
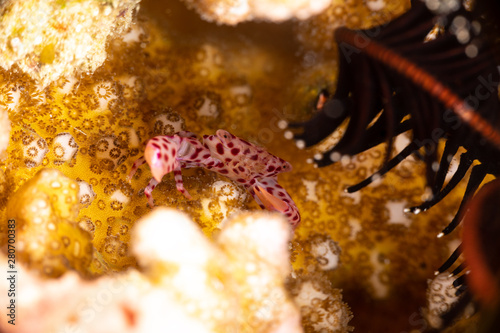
[1,0,499,332]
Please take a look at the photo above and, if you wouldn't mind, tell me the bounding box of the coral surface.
[0,0,140,86]
[297,0,411,52]
[4,168,94,277]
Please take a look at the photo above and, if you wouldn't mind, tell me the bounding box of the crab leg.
[173,167,192,199]
[253,185,289,212]
[144,178,159,207]
[251,179,301,229]
[247,186,266,210]
[127,156,146,182]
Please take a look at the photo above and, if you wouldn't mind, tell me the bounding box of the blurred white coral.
[133,208,302,332]
[0,208,304,333]
[0,0,140,86]
[182,0,333,25]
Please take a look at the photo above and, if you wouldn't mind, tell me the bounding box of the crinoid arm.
[289,0,500,326]
[290,0,500,176]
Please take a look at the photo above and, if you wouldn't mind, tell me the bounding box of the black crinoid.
[289,0,500,326]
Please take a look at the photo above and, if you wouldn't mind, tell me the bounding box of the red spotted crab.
[128,130,300,229]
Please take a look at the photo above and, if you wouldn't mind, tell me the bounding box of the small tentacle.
[432,138,459,194]
[289,98,350,147]
[451,263,466,277]
[440,291,472,328]
[453,274,467,288]
[439,163,488,237]
[437,245,462,274]
[346,141,422,193]
[405,152,473,214]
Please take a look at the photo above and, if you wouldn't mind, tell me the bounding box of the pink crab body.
[128,130,300,229]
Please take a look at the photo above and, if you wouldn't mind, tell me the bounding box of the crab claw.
[144,138,181,182]
[144,144,165,182]
[251,180,301,229]
[253,185,289,213]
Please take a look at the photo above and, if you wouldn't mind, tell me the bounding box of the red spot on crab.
[231,148,240,155]
[216,143,224,155]
[191,148,202,159]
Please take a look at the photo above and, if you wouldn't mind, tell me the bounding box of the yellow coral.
[296,0,411,52]
[4,168,93,277]
[0,106,10,160]
[0,0,140,86]
[287,271,353,332]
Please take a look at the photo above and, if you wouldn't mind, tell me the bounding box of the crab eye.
[224,135,228,138]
